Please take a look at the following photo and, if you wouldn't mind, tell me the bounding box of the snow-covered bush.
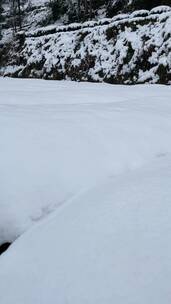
[150,5,171,14]
[130,9,149,18]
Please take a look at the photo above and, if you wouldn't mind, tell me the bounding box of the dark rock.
[0,243,11,255]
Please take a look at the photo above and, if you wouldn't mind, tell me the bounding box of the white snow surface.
[0,78,171,303]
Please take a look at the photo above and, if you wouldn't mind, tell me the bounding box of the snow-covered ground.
[0,78,171,303]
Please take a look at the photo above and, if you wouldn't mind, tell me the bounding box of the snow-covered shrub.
[111,13,129,21]
[130,10,149,18]
[150,5,171,14]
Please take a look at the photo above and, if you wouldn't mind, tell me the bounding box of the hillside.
[0,5,171,84]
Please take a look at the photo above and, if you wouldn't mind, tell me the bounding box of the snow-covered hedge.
[1,6,171,84]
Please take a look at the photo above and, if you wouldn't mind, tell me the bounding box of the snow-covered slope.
[0,78,171,303]
[1,156,171,304]
[1,7,171,84]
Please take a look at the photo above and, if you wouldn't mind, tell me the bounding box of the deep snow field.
[0,78,171,303]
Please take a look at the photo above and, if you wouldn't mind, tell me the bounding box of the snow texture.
[0,78,171,304]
